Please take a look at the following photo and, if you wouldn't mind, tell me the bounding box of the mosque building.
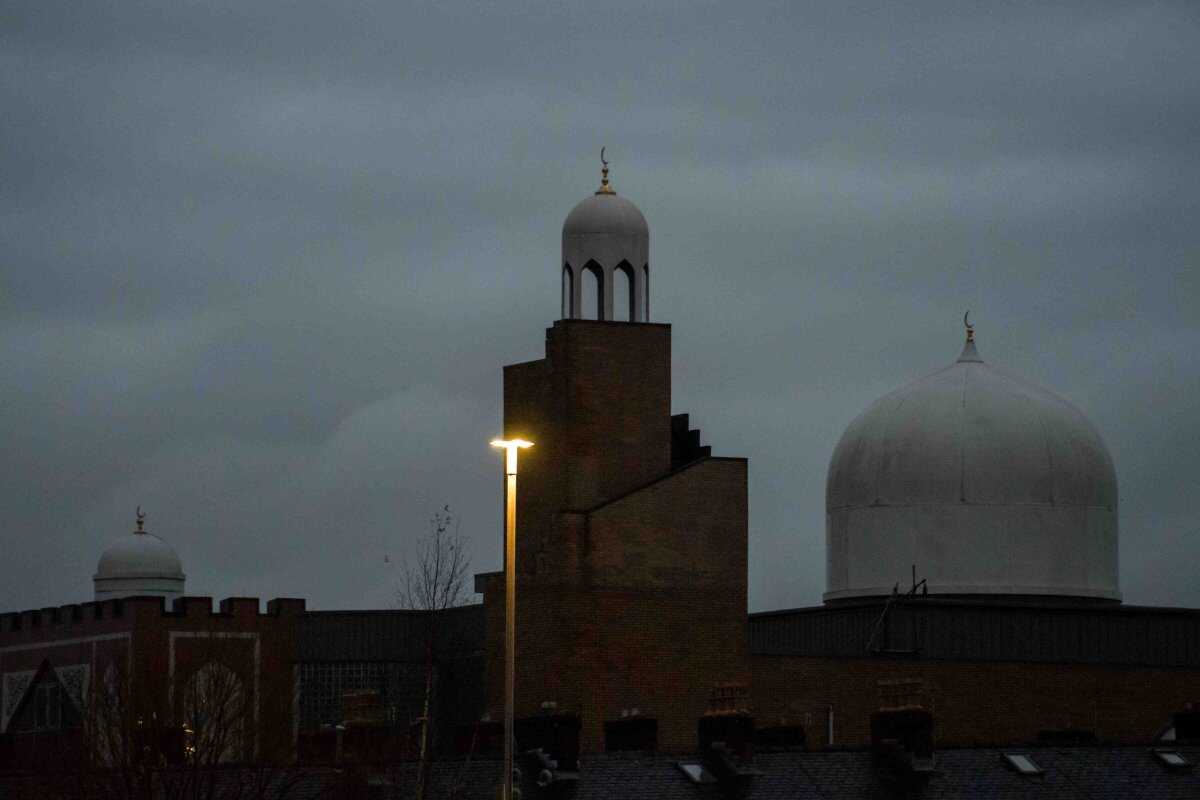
[1,158,1199,796]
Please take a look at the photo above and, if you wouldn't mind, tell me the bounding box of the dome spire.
[596,146,615,195]
[958,310,982,362]
[134,505,146,534]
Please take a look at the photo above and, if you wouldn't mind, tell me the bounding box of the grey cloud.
[2,0,1197,614]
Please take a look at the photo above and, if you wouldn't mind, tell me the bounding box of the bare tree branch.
[395,505,472,800]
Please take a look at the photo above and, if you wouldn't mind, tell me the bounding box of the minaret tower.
[482,157,749,754]
[561,149,650,321]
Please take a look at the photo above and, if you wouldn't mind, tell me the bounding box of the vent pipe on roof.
[698,709,761,796]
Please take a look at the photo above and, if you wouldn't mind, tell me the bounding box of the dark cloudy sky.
[3,1,1197,613]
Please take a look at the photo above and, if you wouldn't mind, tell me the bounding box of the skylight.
[1153,750,1190,770]
[1003,753,1043,775]
[677,762,717,784]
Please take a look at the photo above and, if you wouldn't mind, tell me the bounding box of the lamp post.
[491,438,532,800]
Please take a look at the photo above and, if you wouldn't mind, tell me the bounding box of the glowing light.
[491,437,532,799]
[491,439,533,475]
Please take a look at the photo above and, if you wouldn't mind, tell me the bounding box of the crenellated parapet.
[0,596,306,641]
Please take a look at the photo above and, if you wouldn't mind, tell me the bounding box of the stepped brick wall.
[484,319,750,753]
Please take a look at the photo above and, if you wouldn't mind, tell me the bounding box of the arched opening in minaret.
[614,262,635,322]
[581,261,603,320]
[562,264,574,319]
[643,264,650,321]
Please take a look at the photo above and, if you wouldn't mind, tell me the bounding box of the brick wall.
[752,653,1200,747]
[487,320,749,754]
[0,595,305,764]
[502,319,672,575]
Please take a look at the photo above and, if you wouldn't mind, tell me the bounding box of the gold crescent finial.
[135,505,146,533]
[597,147,614,194]
[964,310,975,343]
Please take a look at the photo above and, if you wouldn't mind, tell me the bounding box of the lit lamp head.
[491,438,533,475]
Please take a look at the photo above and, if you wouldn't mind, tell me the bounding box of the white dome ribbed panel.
[825,346,1119,603]
[94,532,186,602]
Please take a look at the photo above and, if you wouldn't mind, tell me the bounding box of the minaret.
[479,158,749,754]
[560,149,650,321]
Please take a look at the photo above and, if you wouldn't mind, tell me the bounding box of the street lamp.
[491,438,532,800]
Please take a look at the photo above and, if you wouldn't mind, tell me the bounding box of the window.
[184,663,247,763]
[1003,753,1043,775]
[34,683,61,731]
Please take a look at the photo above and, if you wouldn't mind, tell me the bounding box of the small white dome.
[563,192,649,241]
[825,336,1119,604]
[562,190,650,277]
[560,158,652,322]
[94,517,186,602]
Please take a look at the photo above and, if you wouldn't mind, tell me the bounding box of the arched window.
[581,262,604,320]
[562,265,574,319]
[184,663,247,764]
[643,264,650,321]
[614,263,635,322]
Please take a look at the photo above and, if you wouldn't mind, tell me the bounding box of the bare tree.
[396,505,471,800]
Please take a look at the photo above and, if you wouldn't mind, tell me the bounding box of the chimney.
[515,711,581,788]
[699,685,761,795]
[1174,703,1200,741]
[871,679,936,784]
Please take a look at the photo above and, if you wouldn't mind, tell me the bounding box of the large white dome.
[94,516,186,602]
[825,336,1119,604]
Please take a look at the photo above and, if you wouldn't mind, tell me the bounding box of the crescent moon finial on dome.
[957,311,982,362]
[596,147,615,194]
[135,505,146,533]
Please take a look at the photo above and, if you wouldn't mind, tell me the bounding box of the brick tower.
[480,157,749,753]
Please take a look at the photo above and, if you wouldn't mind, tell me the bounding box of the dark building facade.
[295,606,485,755]
[751,598,1200,748]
